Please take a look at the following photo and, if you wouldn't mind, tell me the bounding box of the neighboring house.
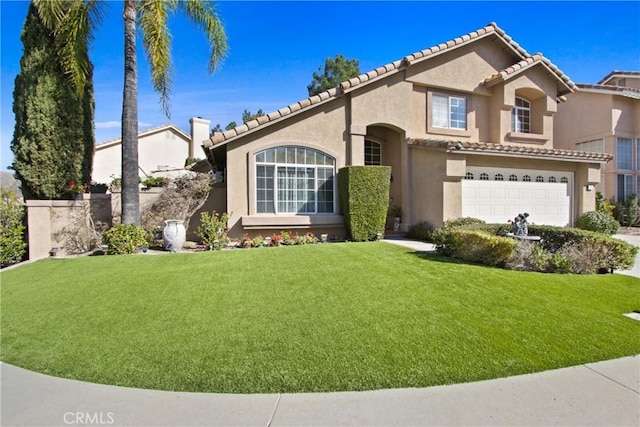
[555,71,640,202]
[92,117,210,185]
[200,23,610,238]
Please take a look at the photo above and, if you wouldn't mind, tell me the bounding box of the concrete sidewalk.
[1,356,638,426]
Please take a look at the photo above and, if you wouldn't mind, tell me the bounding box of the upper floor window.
[617,137,633,170]
[576,139,605,153]
[433,94,466,130]
[617,174,634,202]
[511,97,530,133]
[364,140,381,166]
[255,146,335,214]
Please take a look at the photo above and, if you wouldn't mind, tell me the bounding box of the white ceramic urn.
[162,220,186,252]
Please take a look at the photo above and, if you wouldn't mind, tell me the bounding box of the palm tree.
[33,0,227,225]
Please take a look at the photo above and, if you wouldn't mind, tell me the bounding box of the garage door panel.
[462,179,570,226]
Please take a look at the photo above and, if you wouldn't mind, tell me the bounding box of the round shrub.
[406,221,435,241]
[575,211,619,235]
[102,224,147,255]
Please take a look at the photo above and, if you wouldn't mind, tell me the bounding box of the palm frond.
[180,0,228,73]
[138,0,173,117]
[33,0,102,96]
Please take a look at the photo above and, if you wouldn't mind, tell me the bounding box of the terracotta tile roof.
[205,22,575,149]
[96,123,189,148]
[597,70,640,85]
[409,138,613,163]
[483,53,577,94]
[576,83,640,99]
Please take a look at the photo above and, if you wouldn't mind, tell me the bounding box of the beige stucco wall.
[93,129,190,184]
[555,89,639,201]
[25,190,166,261]
[209,33,600,233]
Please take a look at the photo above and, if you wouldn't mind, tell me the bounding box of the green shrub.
[436,222,637,274]
[406,221,435,241]
[196,211,230,250]
[527,225,592,253]
[101,224,147,255]
[438,229,517,266]
[0,194,27,267]
[575,211,619,235]
[141,176,168,188]
[614,194,639,227]
[338,166,391,241]
[596,192,615,217]
[444,217,486,228]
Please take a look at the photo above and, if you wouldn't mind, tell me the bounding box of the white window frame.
[255,146,335,215]
[432,94,467,130]
[511,97,531,133]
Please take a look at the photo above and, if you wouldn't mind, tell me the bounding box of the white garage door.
[462,168,572,227]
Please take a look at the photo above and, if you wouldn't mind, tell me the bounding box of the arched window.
[479,173,489,181]
[364,140,381,166]
[560,177,569,184]
[255,146,335,214]
[522,175,531,182]
[512,97,531,133]
[548,176,557,183]
[536,175,544,183]
[509,174,518,182]
[464,172,474,180]
[495,173,504,181]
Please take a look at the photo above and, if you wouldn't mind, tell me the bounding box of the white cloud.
[95,121,121,129]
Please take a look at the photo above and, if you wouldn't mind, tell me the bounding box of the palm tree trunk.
[121,0,140,225]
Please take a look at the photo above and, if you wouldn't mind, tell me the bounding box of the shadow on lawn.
[405,250,499,269]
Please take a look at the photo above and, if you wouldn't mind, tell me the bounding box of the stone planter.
[162,220,186,252]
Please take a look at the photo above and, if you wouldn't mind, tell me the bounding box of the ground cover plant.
[1,243,639,394]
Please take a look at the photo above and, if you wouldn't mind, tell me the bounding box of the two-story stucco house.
[200,23,611,238]
[555,71,640,203]
[92,117,211,185]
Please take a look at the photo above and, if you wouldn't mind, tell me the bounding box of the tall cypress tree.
[11,2,95,200]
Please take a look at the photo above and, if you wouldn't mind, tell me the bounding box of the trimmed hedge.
[338,166,391,241]
[434,229,517,266]
[432,220,638,274]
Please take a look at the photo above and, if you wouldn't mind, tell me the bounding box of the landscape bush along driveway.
[1,243,639,394]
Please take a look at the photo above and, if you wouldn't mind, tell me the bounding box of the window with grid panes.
[255,146,335,214]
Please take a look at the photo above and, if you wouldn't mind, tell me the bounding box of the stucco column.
[26,200,53,261]
[349,124,366,166]
[400,137,411,229]
[576,163,602,218]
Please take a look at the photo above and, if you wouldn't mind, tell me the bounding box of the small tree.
[307,54,360,96]
[0,191,27,268]
[11,3,95,200]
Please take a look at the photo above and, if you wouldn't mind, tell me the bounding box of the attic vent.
[166,131,175,139]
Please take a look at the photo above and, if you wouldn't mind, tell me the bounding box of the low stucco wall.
[25,190,164,261]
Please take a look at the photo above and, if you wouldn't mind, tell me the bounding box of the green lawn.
[1,242,639,393]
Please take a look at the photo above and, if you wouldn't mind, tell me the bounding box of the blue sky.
[1,1,639,173]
